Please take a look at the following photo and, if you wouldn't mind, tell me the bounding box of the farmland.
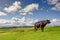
[0,26,60,40]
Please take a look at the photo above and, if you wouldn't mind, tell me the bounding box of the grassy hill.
[0,26,60,40]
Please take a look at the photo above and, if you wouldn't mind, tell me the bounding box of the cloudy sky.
[0,0,60,27]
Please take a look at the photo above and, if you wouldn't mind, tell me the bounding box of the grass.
[0,26,60,40]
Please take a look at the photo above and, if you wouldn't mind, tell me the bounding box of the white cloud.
[0,19,15,25]
[12,17,25,23]
[20,12,33,15]
[0,17,38,26]
[49,19,60,26]
[0,17,24,26]
[51,2,60,10]
[4,1,21,13]
[20,13,27,15]
[0,11,7,16]
[24,19,38,26]
[0,17,19,26]
[47,0,60,11]
[19,3,39,15]
[12,17,38,26]
[28,12,33,15]
[47,0,59,4]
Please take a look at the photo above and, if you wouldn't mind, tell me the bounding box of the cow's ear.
[46,18,50,20]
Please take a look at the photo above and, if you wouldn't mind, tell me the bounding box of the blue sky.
[0,0,60,26]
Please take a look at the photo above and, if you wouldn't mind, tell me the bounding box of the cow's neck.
[44,21,47,25]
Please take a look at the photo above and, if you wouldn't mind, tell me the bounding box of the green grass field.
[0,26,60,40]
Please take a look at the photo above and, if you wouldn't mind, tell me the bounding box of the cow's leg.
[34,26,37,31]
[41,26,44,32]
[34,24,37,31]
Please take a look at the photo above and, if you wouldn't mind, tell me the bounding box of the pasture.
[0,26,60,40]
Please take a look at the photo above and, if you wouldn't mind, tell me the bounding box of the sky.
[0,0,60,27]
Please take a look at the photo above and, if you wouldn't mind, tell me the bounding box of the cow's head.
[46,19,51,24]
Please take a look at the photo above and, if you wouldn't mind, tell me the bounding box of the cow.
[34,19,51,32]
